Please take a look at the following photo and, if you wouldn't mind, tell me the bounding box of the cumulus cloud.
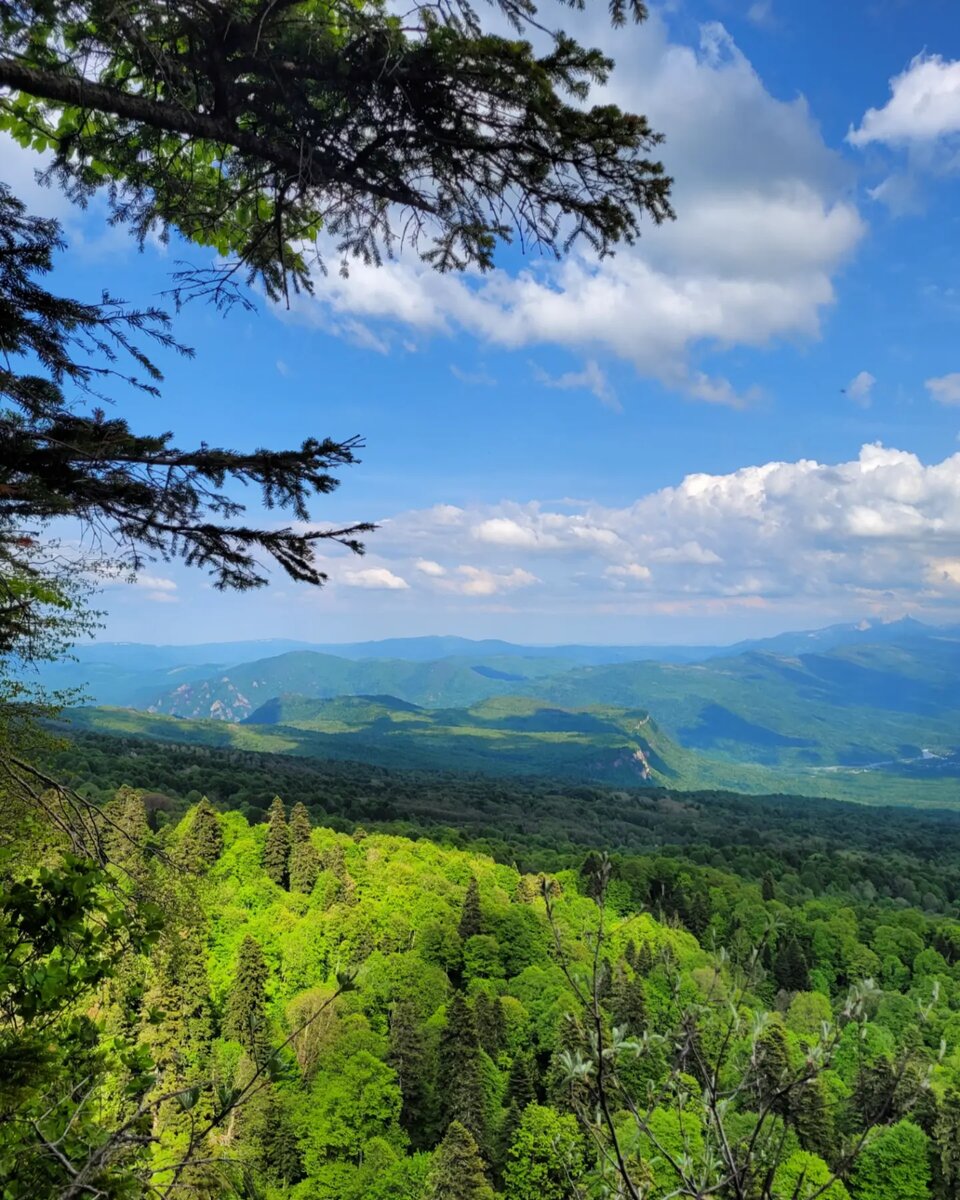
[926,373,960,406]
[849,54,960,212]
[604,563,653,585]
[341,567,410,590]
[846,370,876,407]
[473,517,559,550]
[282,16,862,402]
[415,559,447,577]
[99,570,180,604]
[133,574,178,592]
[439,566,539,596]
[368,445,960,617]
[849,54,960,146]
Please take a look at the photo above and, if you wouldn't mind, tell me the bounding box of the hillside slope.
[144,651,574,721]
[523,638,960,768]
[61,696,960,806]
[134,629,960,778]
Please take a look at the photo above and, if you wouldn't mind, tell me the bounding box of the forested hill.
[43,726,960,910]
[40,621,960,807]
[8,788,960,1197]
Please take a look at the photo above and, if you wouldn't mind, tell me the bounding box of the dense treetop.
[4,789,960,1196]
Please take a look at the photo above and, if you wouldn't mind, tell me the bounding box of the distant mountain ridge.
[30,615,958,707]
[32,617,960,797]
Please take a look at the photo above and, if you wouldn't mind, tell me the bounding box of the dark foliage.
[0,0,672,302]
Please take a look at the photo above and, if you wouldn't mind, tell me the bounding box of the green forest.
[6,760,960,1198]
[3,0,960,1198]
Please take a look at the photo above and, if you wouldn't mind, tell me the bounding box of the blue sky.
[8,0,960,645]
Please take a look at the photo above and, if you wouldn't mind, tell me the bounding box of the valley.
[46,616,960,808]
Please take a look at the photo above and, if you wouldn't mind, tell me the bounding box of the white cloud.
[649,541,722,564]
[531,360,619,411]
[0,134,70,219]
[846,370,876,407]
[367,445,960,617]
[927,558,960,589]
[282,16,862,402]
[604,562,653,585]
[472,517,558,550]
[461,508,621,554]
[341,567,410,590]
[849,54,960,147]
[440,566,540,597]
[97,570,180,603]
[926,373,960,406]
[415,559,447,577]
[101,570,178,592]
[134,574,178,592]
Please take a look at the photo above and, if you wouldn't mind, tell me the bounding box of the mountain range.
[42,616,960,807]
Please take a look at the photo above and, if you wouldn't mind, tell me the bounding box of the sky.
[8,0,960,646]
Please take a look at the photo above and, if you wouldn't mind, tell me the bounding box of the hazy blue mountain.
[106,620,960,794]
[525,637,960,768]
[143,651,576,721]
[33,617,960,726]
[722,615,955,658]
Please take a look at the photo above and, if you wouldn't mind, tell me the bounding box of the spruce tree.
[507,1053,538,1111]
[635,940,655,975]
[287,798,319,894]
[459,878,483,941]
[854,1058,898,1128]
[289,842,321,895]
[610,964,647,1034]
[260,1095,304,1185]
[0,1,671,298]
[224,936,271,1065]
[289,802,312,844]
[546,1015,589,1114]
[0,185,373,631]
[761,871,777,902]
[474,993,506,1059]
[439,993,487,1150]
[754,1019,791,1117]
[775,937,810,993]
[185,797,223,869]
[425,1121,495,1200]
[263,797,291,888]
[388,1000,431,1143]
[794,1073,835,1162]
[145,890,215,1158]
[106,787,151,876]
[934,1089,960,1199]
